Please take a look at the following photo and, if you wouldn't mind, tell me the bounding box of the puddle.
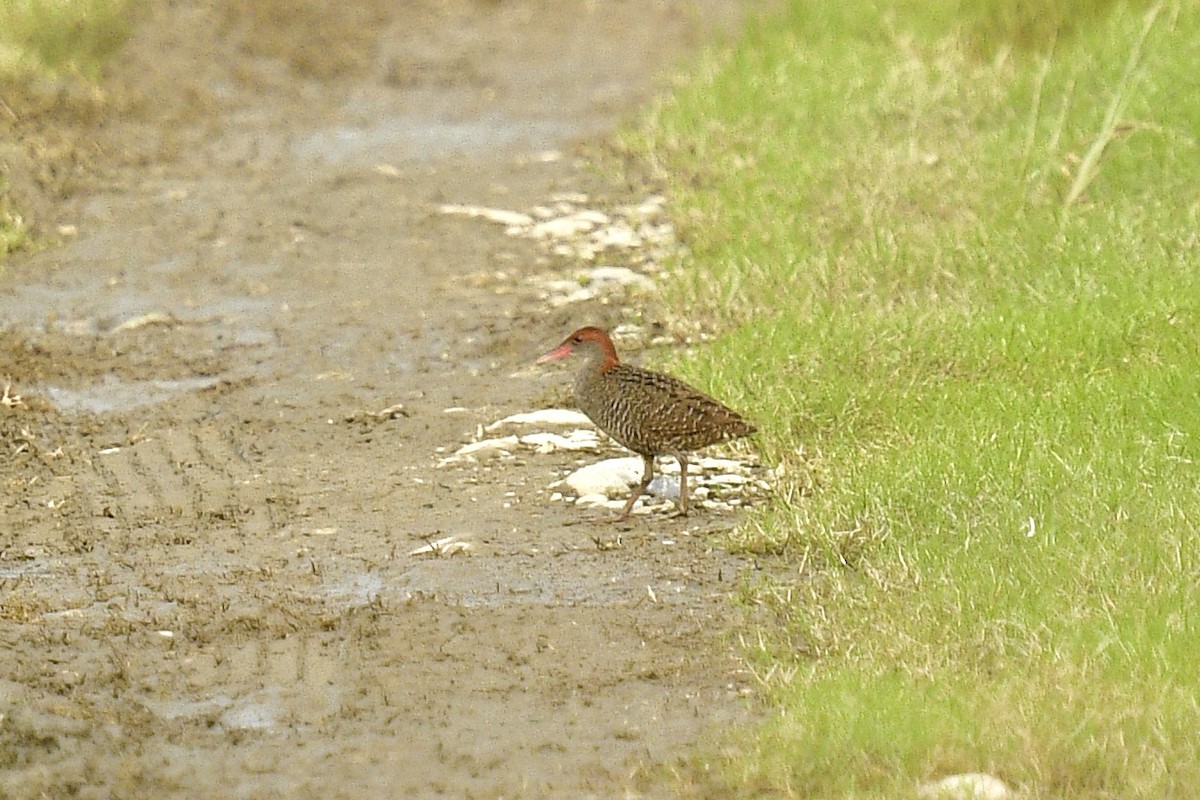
[0,561,54,580]
[140,693,286,733]
[217,691,282,732]
[140,680,339,735]
[142,694,234,723]
[322,571,386,607]
[44,376,224,414]
[293,110,572,164]
[141,690,281,732]
[395,556,705,609]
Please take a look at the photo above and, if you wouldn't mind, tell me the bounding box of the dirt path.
[0,3,764,797]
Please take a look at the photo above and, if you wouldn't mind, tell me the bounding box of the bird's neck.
[575,348,618,392]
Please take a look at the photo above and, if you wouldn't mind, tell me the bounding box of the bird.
[536,326,755,520]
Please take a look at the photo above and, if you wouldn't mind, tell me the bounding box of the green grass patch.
[0,177,28,258]
[628,1,1200,797]
[0,0,137,263]
[0,0,135,81]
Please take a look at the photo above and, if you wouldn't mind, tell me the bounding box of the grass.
[0,177,28,258]
[625,0,1200,797]
[0,0,137,261]
[0,0,135,82]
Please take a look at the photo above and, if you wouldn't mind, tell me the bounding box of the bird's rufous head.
[536,326,619,368]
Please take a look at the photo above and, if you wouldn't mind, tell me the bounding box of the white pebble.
[520,431,602,453]
[587,265,654,290]
[571,210,611,225]
[562,458,643,497]
[706,473,751,486]
[437,204,533,227]
[647,475,680,500]
[529,217,596,239]
[694,457,745,471]
[485,409,593,431]
[591,224,640,249]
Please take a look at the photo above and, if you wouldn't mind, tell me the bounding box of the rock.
[632,195,665,215]
[541,278,584,295]
[560,457,643,497]
[646,475,679,500]
[575,493,619,508]
[590,223,639,249]
[918,773,1015,800]
[444,436,519,462]
[528,216,597,239]
[639,221,675,245]
[549,191,589,204]
[705,473,751,486]
[519,431,602,453]
[547,286,598,307]
[693,456,747,472]
[571,210,611,225]
[588,265,654,290]
[437,203,534,227]
[485,409,593,432]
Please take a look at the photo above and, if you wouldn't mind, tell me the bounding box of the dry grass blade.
[1061,4,1162,211]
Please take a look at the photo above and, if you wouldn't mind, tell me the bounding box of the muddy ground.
[0,2,772,797]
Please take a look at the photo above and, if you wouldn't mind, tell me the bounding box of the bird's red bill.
[535,343,573,364]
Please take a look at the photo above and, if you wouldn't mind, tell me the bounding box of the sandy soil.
[0,2,767,797]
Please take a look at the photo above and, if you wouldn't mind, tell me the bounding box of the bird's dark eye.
[572,336,583,343]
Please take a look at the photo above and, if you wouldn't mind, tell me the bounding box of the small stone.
[694,457,746,471]
[591,223,640,249]
[485,409,593,432]
[571,210,611,225]
[587,265,654,290]
[635,196,665,215]
[437,203,534,227]
[520,431,602,453]
[542,278,582,295]
[646,475,680,500]
[444,436,519,462]
[528,217,596,239]
[706,473,751,486]
[562,457,643,497]
[549,191,589,204]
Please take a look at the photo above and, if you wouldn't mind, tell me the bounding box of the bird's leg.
[672,452,690,517]
[617,455,655,520]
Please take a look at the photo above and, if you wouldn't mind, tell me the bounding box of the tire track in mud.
[81,425,278,549]
[0,2,763,797]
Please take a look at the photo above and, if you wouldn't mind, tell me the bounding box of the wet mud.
[0,2,766,797]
